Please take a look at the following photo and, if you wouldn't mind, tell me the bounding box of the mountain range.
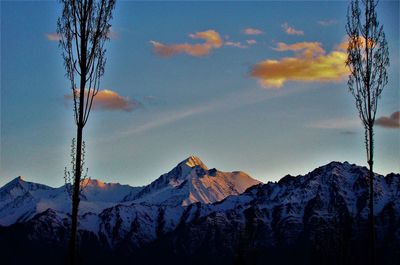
[0,156,399,265]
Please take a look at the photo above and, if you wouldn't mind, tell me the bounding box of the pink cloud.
[224,41,247,49]
[45,32,61,41]
[242,28,263,35]
[246,39,257,45]
[282,23,304,36]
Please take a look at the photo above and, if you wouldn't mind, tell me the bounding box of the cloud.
[282,23,304,36]
[274,42,325,57]
[45,32,61,41]
[250,41,349,88]
[242,28,263,35]
[122,105,209,135]
[224,41,247,49]
[376,111,400,128]
[107,27,118,40]
[64,89,139,112]
[318,19,338,27]
[118,88,299,137]
[246,39,257,45]
[150,30,223,57]
[308,118,360,130]
[341,130,357,135]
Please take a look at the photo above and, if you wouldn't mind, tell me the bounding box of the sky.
[1,1,399,188]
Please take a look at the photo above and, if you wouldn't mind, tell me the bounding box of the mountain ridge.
[0,159,399,265]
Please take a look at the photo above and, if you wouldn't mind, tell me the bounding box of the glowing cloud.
[150,30,223,57]
[242,28,263,35]
[45,32,61,41]
[376,111,400,128]
[64,89,139,112]
[282,23,304,36]
[250,41,349,88]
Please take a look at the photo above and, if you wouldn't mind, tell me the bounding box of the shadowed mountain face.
[0,159,399,265]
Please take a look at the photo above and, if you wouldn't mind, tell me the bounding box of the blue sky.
[1,1,399,187]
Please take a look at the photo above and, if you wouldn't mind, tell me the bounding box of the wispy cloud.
[119,87,302,137]
[45,32,61,41]
[107,27,118,40]
[121,105,209,135]
[224,41,247,49]
[150,30,223,57]
[281,22,304,36]
[64,89,139,112]
[246,39,257,45]
[376,111,400,128]
[308,117,360,130]
[250,41,349,88]
[318,19,338,27]
[242,28,263,35]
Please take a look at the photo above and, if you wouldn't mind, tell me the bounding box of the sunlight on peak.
[81,179,107,189]
[185,155,208,169]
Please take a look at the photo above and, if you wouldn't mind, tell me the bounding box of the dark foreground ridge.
[0,160,399,265]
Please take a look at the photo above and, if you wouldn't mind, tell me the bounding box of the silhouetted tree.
[345,0,389,264]
[57,0,116,264]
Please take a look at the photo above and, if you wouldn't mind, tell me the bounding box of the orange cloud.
[64,89,139,112]
[250,41,349,88]
[274,42,325,57]
[242,28,263,35]
[45,32,61,41]
[336,36,376,52]
[282,23,304,36]
[376,111,400,128]
[150,30,223,57]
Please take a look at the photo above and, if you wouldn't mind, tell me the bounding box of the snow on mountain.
[0,176,140,226]
[0,156,260,226]
[1,161,399,265]
[80,179,142,203]
[123,155,261,206]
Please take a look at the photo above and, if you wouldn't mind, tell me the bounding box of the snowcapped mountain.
[0,177,141,226]
[1,160,399,265]
[155,161,400,265]
[0,176,55,225]
[0,156,260,226]
[122,155,260,206]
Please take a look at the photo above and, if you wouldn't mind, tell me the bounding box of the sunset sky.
[1,1,399,187]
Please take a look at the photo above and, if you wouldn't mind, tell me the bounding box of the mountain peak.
[81,178,107,189]
[181,155,208,170]
[3,176,27,189]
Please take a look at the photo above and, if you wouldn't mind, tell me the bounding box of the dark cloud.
[376,111,400,128]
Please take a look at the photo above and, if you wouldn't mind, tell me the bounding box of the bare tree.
[57,0,116,264]
[346,0,389,264]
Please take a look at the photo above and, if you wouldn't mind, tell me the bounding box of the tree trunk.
[368,126,375,265]
[69,41,87,264]
[68,124,83,265]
